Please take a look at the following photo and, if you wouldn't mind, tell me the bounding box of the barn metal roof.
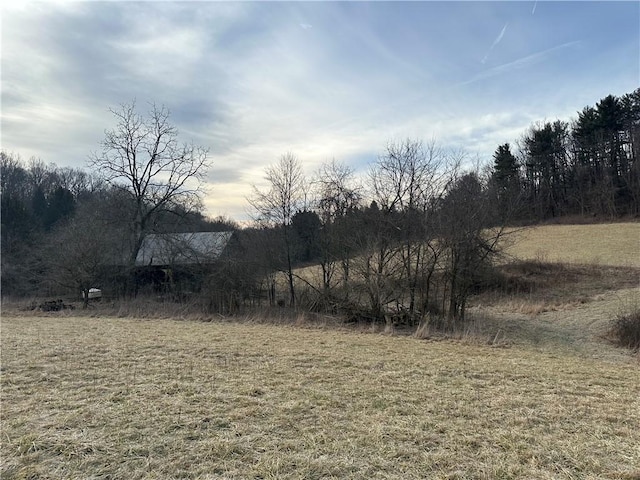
[135,231,233,266]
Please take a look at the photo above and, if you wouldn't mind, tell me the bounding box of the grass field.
[504,223,640,267]
[2,222,640,479]
[2,315,639,480]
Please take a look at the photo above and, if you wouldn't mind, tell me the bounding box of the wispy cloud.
[2,1,636,221]
[532,1,538,15]
[482,22,508,64]
[465,40,581,86]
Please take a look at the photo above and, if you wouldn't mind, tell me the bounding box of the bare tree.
[438,172,506,325]
[89,101,210,269]
[313,159,362,296]
[44,200,127,308]
[57,166,102,199]
[249,153,307,307]
[368,139,454,322]
[346,200,400,321]
[27,157,58,194]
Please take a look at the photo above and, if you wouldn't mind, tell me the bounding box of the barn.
[133,231,234,297]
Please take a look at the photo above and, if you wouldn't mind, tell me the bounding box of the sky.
[2,1,639,221]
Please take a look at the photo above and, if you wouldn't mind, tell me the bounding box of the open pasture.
[3,223,640,478]
[504,223,640,267]
[2,315,639,479]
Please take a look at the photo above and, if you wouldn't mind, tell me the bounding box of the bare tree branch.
[88,100,211,267]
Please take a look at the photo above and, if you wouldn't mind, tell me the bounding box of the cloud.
[2,1,636,222]
[1,2,244,163]
[532,1,537,15]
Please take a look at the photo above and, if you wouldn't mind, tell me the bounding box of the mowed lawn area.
[2,315,639,479]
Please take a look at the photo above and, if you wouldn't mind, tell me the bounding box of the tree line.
[2,88,638,327]
[242,142,506,329]
[490,88,640,221]
[0,103,235,303]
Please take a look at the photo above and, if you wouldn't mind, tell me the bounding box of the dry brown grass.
[2,314,639,480]
[472,286,640,358]
[3,223,639,478]
[470,224,640,358]
[472,222,639,327]
[504,223,640,267]
[475,261,640,315]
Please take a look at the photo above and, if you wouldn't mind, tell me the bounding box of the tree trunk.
[341,258,350,301]
[82,287,90,309]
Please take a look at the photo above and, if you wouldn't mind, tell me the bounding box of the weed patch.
[609,309,640,351]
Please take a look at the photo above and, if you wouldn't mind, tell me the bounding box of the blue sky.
[2,1,638,220]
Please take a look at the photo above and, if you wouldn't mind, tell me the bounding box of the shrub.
[609,309,640,351]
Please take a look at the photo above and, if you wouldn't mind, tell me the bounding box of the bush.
[609,309,640,351]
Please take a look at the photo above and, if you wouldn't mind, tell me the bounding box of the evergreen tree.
[291,209,322,262]
[523,121,569,219]
[619,89,640,213]
[30,185,48,227]
[490,143,520,219]
[44,186,75,230]
[595,95,625,192]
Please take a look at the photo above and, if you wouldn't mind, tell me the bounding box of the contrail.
[466,40,581,85]
[532,1,537,15]
[482,22,508,64]
[495,23,508,45]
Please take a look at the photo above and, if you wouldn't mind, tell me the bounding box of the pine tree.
[491,143,520,219]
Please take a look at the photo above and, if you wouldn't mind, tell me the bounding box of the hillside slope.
[504,223,640,267]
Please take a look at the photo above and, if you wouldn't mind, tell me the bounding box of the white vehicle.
[83,288,102,300]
